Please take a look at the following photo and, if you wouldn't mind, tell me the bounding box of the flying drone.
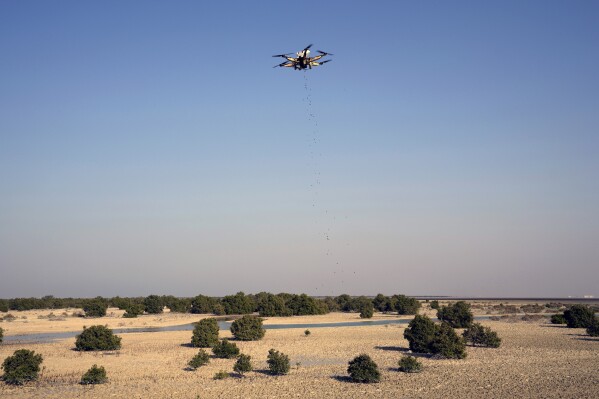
[273,44,333,70]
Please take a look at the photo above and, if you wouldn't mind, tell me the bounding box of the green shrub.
[256,293,292,317]
[143,295,163,314]
[430,300,440,310]
[75,325,122,351]
[80,364,107,385]
[404,315,436,353]
[267,348,290,375]
[191,318,219,348]
[213,370,230,380]
[221,292,255,315]
[398,356,422,373]
[304,329,311,336]
[230,315,265,341]
[1,349,43,385]
[212,339,239,359]
[0,327,3,344]
[0,299,8,313]
[587,317,599,337]
[564,305,595,328]
[83,297,108,318]
[394,295,421,315]
[462,323,501,348]
[437,301,473,328]
[429,322,467,359]
[372,294,391,312]
[550,313,566,324]
[233,354,252,375]
[190,295,218,314]
[347,354,380,383]
[188,350,210,370]
[123,303,144,318]
[359,301,374,319]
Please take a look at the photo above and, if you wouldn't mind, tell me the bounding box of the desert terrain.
[1,301,598,398]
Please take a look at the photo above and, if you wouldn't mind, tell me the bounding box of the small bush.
[75,325,122,351]
[398,356,422,373]
[462,323,501,348]
[233,354,252,375]
[429,322,467,359]
[437,301,473,328]
[0,327,3,344]
[1,349,43,385]
[230,315,265,341]
[394,295,421,315]
[430,300,440,310]
[304,329,311,336]
[550,313,566,324]
[267,348,290,375]
[83,298,107,318]
[347,354,380,383]
[191,318,219,348]
[188,350,210,370]
[80,364,107,385]
[212,339,239,359]
[359,302,374,319]
[123,303,144,318]
[564,305,595,328]
[213,370,230,380]
[404,315,436,353]
[587,317,599,337]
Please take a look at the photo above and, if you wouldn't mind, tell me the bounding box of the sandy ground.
[1,307,598,398]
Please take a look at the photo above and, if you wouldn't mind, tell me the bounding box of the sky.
[1,1,598,298]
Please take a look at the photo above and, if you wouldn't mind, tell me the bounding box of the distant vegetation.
[143,295,164,314]
[0,327,3,344]
[347,354,380,383]
[75,325,122,351]
[550,314,566,324]
[0,292,427,320]
[82,297,108,318]
[437,301,473,328]
[1,349,43,385]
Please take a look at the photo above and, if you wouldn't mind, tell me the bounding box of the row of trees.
[1,293,422,318]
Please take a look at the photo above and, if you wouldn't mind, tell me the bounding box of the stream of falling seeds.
[303,72,345,295]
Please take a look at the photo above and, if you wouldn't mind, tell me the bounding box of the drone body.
[273,44,333,70]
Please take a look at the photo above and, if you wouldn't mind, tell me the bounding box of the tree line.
[0,292,421,318]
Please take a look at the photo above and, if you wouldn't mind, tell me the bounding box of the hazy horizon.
[2,1,598,299]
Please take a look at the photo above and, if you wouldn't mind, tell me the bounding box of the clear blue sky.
[1,1,598,298]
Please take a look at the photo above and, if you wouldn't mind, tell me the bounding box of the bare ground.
[1,309,597,398]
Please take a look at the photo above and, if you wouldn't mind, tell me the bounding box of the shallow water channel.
[3,316,493,345]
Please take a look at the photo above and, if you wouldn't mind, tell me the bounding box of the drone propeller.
[272,53,293,58]
[273,61,292,68]
[303,44,313,51]
[319,60,332,65]
[317,50,333,56]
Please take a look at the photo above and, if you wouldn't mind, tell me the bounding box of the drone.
[273,44,333,70]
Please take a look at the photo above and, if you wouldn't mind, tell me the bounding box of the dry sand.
[1,308,598,398]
